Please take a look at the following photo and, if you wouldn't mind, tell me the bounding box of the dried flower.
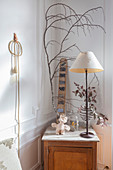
[72,82,108,127]
[72,82,97,110]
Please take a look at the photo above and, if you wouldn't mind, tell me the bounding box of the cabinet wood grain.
[44,140,97,170]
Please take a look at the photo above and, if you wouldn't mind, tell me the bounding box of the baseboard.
[30,162,40,170]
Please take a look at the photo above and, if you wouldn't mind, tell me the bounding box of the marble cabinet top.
[42,126,100,142]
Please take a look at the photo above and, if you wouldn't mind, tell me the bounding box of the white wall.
[0,0,55,169]
[0,0,112,169]
[0,0,39,132]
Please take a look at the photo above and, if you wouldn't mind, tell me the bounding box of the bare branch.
[51,61,61,80]
[47,13,66,21]
[89,73,99,87]
[43,3,105,113]
[51,26,69,33]
[73,23,105,33]
[53,96,83,102]
[65,101,78,109]
[61,43,81,54]
[46,40,60,49]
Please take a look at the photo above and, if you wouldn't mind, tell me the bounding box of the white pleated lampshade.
[69,51,104,73]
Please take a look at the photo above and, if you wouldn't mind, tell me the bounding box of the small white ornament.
[51,115,70,135]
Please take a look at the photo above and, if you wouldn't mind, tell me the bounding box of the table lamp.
[69,51,104,138]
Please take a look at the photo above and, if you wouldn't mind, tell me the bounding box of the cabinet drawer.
[49,147,92,170]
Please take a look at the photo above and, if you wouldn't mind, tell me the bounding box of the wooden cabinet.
[42,127,99,170]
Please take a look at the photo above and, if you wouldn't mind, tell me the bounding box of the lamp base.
[80,132,94,138]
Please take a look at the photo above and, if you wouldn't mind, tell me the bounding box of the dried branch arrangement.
[73,82,97,110]
[43,3,105,114]
[72,82,108,126]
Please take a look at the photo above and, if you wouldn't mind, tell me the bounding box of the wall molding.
[30,162,40,170]
[0,120,17,131]
[97,133,104,165]
[30,136,41,170]
[0,109,55,150]
[20,108,55,135]
[20,135,42,170]
[20,110,55,149]
[20,107,39,124]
